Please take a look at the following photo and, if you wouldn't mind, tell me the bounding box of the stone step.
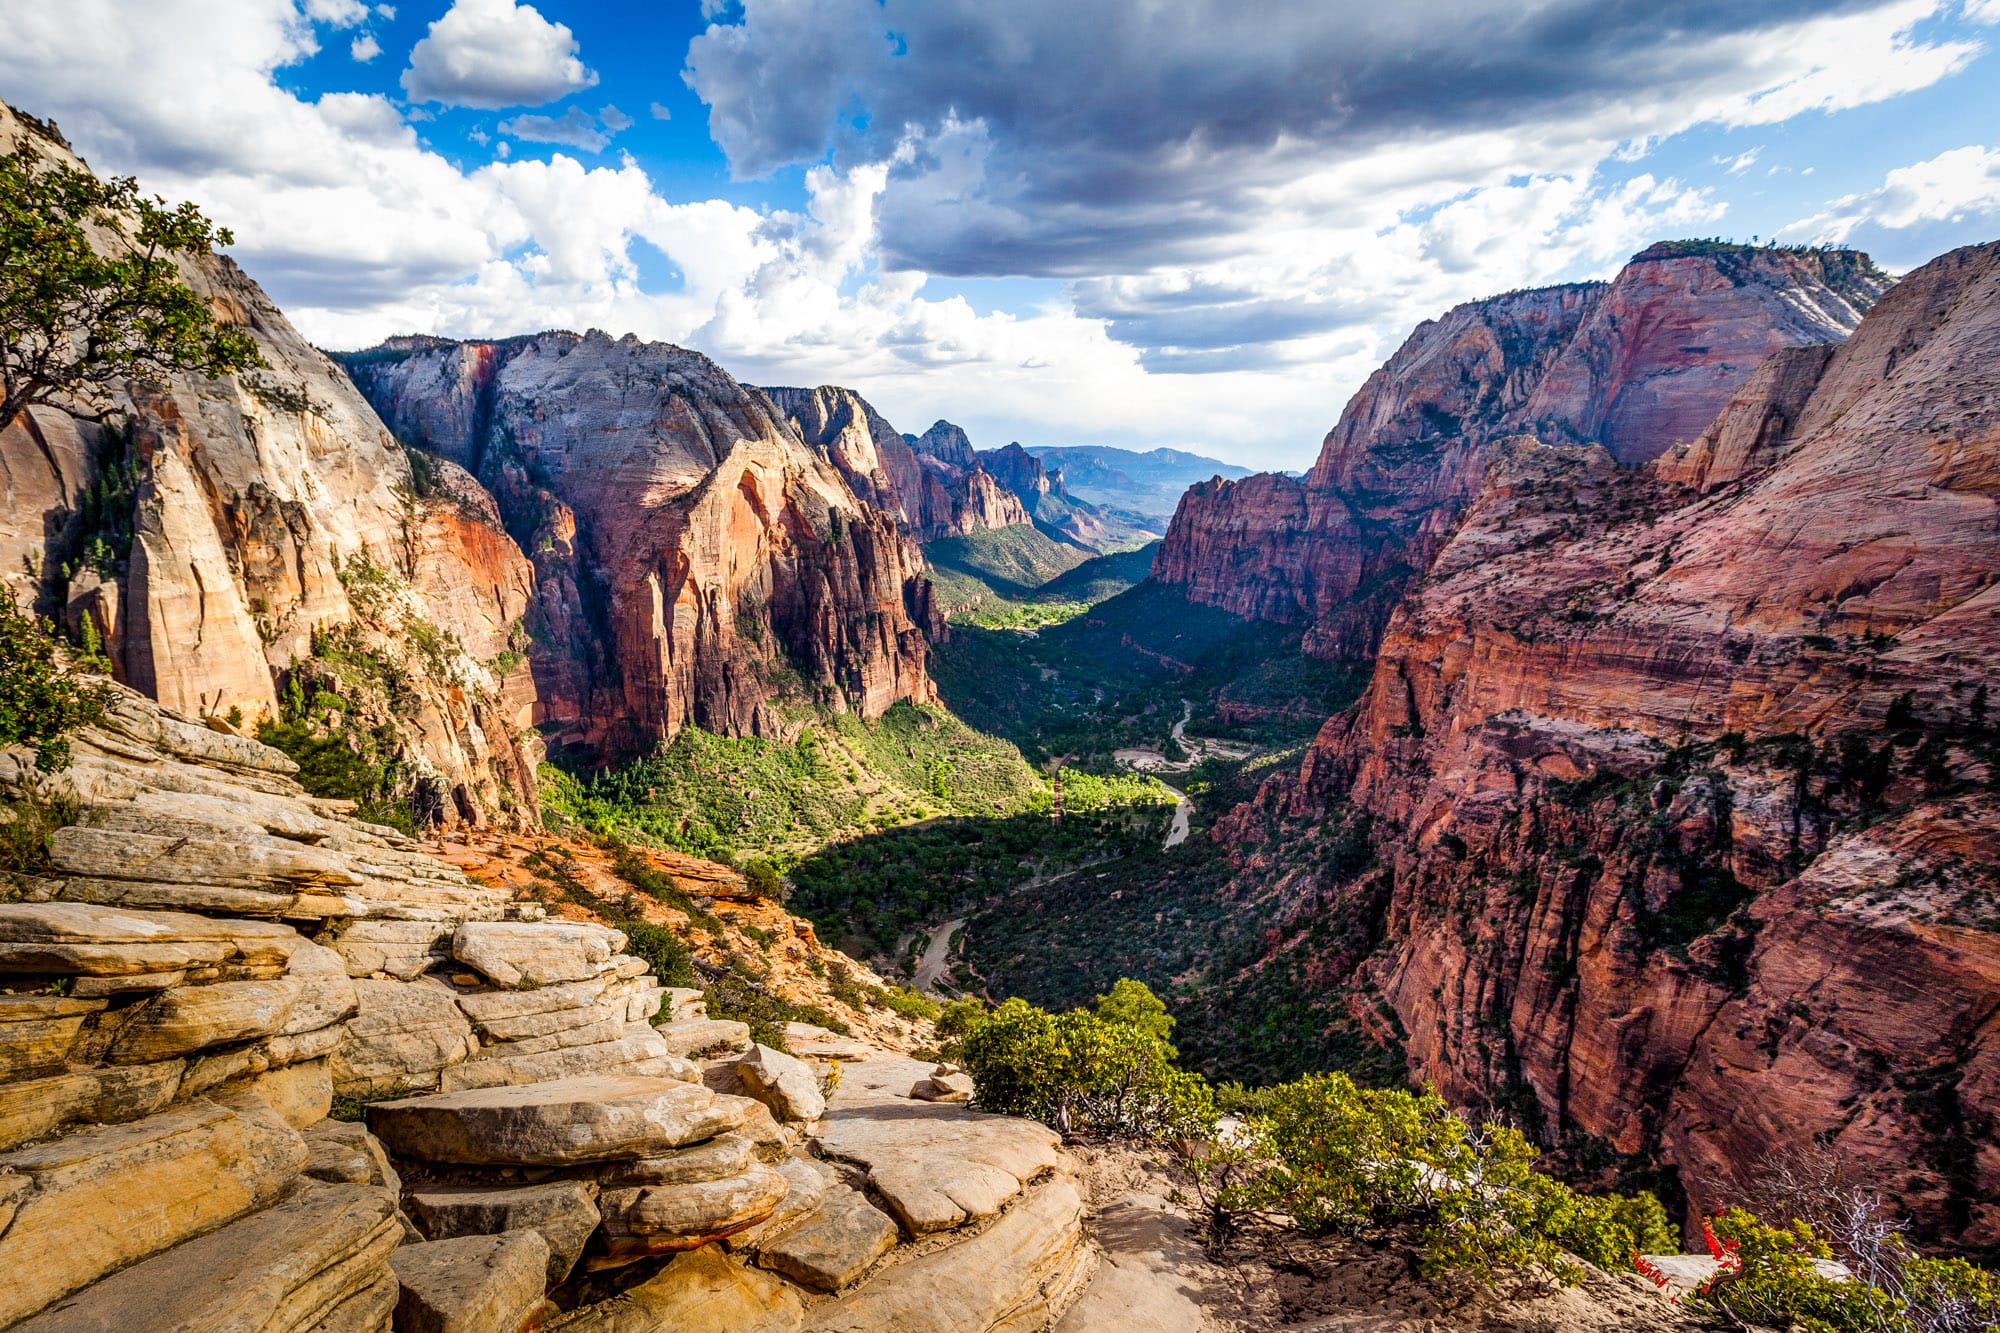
[12,1180,401,1333]
[656,1018,752,1058]
[368,1075,757,1166]
[753,1183,899,1293]
[547,1243,803,1332]
[389,1231,550,1333]
[452,921,625,989]
[594,1160,793,1267]
[408,1181,602,1287]
[437,1034,695,1092]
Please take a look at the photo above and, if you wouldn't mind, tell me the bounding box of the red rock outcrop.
[763,386,1027,541]
[1155,245,1890,660]
[345,338,937,759]
[1234,242,2000,1247]
[0,99,540,826]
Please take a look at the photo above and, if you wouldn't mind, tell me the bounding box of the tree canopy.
[0,146,261,430]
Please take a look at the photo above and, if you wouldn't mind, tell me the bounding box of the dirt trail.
[915,917,965,992]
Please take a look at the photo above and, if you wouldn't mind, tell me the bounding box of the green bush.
[621,919,696,989]
[741,857,786,901]
[959,994,1216,1140]
[0,597,111,772]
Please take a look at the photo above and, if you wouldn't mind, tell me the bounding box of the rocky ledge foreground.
[0,687,1090,1330]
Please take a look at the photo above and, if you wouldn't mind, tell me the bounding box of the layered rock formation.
[0,686,1093,1328]
[343,339,937,758]
[1230,242,2000,1248]
[0,99,540,827]
[763,387,1027,541]
[1155,243,1891,659]
[976,443,1157,550]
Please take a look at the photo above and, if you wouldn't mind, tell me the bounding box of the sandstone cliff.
[764,386,1029,541]
[343,338,937,760]
[977,441,1159,549]
[0,99,541,828]
[1228,242,2000,1249]
[1155,244,1891,660]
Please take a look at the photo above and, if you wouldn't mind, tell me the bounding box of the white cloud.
[598,104,632,132]
[305,0,367,25]
[350,33,380,62]
[401,0,596,109]
[1966,0,2000,22]
[1789,144,2000,240]
[499,107,609,152]
[649,101,672,120]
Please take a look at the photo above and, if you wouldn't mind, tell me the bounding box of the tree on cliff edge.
[0,147,260,430]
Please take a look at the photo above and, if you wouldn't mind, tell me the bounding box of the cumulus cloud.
[598,104,632,132]
[500,107,610,152]
[305,0,367,24]
[401,0,596,109]
[350,33,380,62]
[1784,143,2000,265]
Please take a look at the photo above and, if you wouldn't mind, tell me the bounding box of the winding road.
[914,917,965,993]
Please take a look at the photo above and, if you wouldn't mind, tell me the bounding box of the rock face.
[342,338,937,759]
[764,386,1027,542]
[975,442,1156,549]
[0,98,541,827]
[1154,243,1890,660]
[1233,241,2000,1249]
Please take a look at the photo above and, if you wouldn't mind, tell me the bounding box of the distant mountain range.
[1023,445,1253,520]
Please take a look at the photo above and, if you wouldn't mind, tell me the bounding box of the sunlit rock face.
[345,335,936,760]
[1154,243,1891,661]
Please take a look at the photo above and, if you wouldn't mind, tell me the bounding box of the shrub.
[959,995,1216,1140]
[1094,977,1176,1054]
[621,919,696,989]
[0,597,112,772]
[741,857,786,901]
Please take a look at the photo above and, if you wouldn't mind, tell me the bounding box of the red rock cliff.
[1155,245,1890,660]
[345,338,937,760]
[1235,242,2000,1248]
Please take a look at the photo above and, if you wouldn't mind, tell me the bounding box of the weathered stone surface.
[725,1157,834,1253]
[753,1183,898,1292]
[550,1243,804,1333]
[331,978,474,1096]
[804,1178,1093,1333]
[107,978,302,1063]
[0,995,101,1079]
[438,1035,694,1092]
[0,1062,184,1152]
[596,1160,791,1263]
[735,1043,825,1123]
[0,1099,305,1324]
[655,1017,752,1058]
[220,1057,335,1129]
[389,1230,550,1333]
[409,1181,602,1286]
[329,920,450,980]
[370,1075,754,1165]
[11,1180,401,1333]
[280,939,359,1034]
[452,920,624,988]
[304,1118,402,1194]
[457,977,607,1024]
[0,903,298,976]
[661,987,706,1023]
[911,1070,973,1104]
[816,1058,1063,1235]
[597,1131,757,1186]
[781,1023,874,1061]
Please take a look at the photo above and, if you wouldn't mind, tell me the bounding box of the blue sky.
[5,0,2000,469]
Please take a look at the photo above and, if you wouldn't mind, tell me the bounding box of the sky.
[3,1,1999,470]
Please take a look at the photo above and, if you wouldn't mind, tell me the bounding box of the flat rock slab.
[303,1118,402,1193]
[805,1178,1093,1333]
[815,1058,1063,1235]
[108,978,302,1063]
[598,1131,756,1186]
[754,1184,898,1292]
[736,1043,826,1122]
[410,1180,603,1286]
[390,1230,550,1333]
[656,1018,752,1058]
[596,1161,792,1264]
[726,1158,834,1254]
[12,1180,400,1333]
[369,1075,753,1165]
[438,1035,695,1092]
[331,979,474,1097]
[452,921,624,988]
[551,1243,803,1333]
[0,1099,306,1326]
[782,1023,876,1061]
[329,920,451,980]
[0,903,298,976]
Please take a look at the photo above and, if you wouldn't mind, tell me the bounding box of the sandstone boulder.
[369,1075,754,1165]
[736,1043,826,1123]
[303,1118,402,1193]
[0,1062,182,1152]
[328,920,450,980]
[550,1243,804,1333]
[437,1034,694,1092]
[409,1180,603,1286]
[452,920,624,988]
[911,1070,973,1104]
[389,1230,550,1333]
[597,1131,756,1187]
[0,1099,305,1325]
[0,995,103,1080]
[331,978,474,1096]
[0,903,298,977]
[595,1160,792,1265]
[803,1178,1093,1332]
[655,1017,752,1058]
[108,978,303,1063]
[279,940,359,1034]
[753,1184,898,1292]
[11,1180,401,1333]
